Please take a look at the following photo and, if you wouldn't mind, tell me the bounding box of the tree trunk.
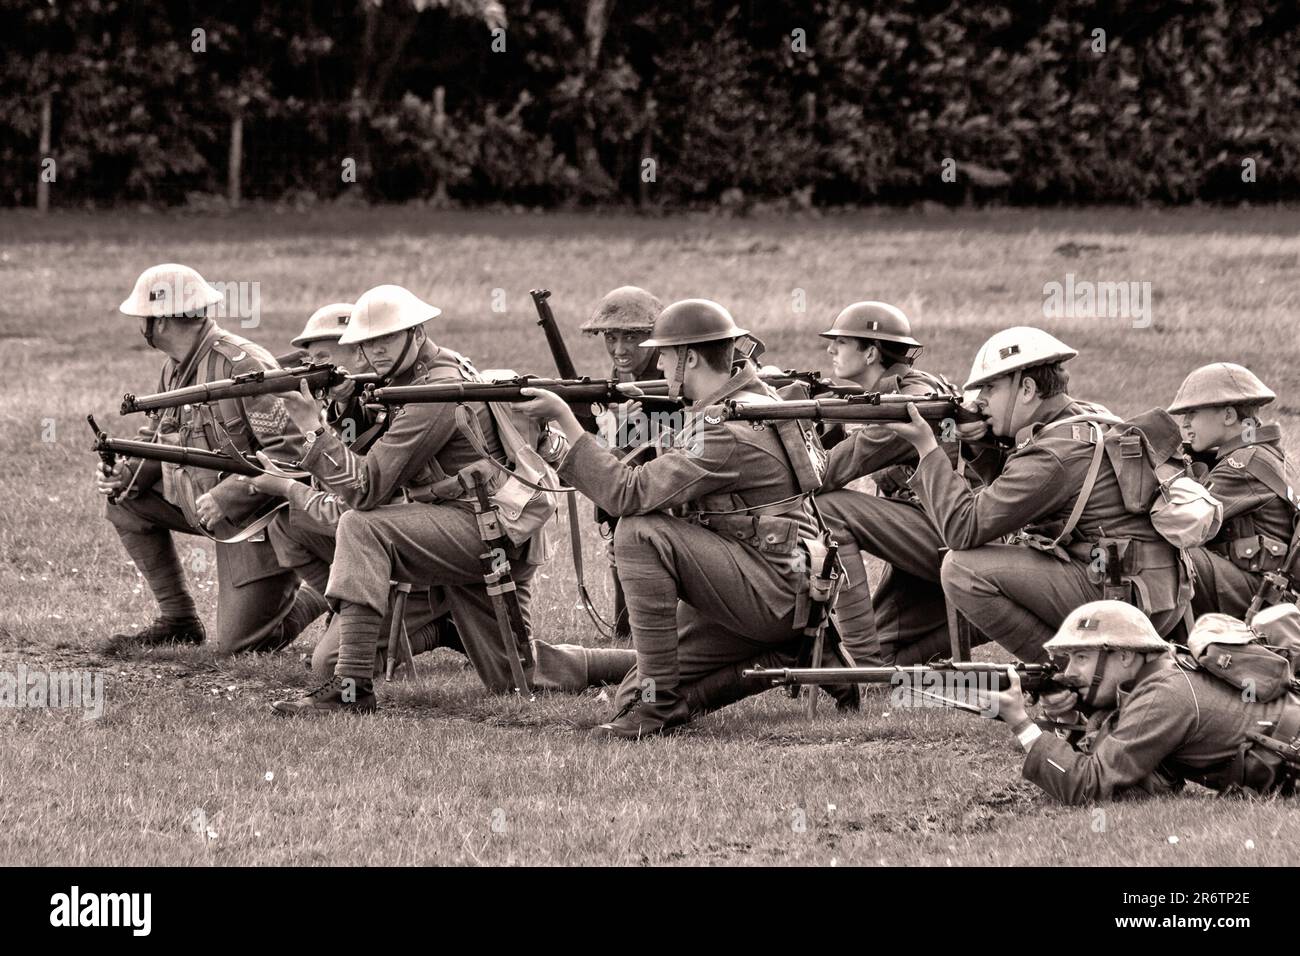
[37,92,51,214]
[432,85,449,206]
[227,111,243,207]
[345,1,381,187]
[576,0,614,197]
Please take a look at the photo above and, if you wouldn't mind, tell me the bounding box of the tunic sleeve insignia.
[249,399,290,437]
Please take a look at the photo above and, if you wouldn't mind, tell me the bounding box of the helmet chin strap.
[369,330,417,384]
[1080,649,1111,708]
[1000,369,1023,441]
[667,345,689,400]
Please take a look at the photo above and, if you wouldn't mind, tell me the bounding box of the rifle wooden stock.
[121,364,381,415]
[743,660,1063,697]
[725,393,983,425]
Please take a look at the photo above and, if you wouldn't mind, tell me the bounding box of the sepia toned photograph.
[1,0,1296,914]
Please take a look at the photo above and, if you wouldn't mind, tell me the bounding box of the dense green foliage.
[2,0,1297,207]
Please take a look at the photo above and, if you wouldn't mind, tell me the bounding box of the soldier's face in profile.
[826,336,871,381]
[1179,407,1232,453]
[976,376,1018,437]
[1057,648,1102,691]
[1057,648,1142,707]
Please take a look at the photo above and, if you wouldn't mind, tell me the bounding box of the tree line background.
[2,0,1297,210]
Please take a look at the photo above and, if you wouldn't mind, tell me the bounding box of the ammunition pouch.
[689,511,803,556]
[1066,536,1181,612]
[1213,534,1289,574]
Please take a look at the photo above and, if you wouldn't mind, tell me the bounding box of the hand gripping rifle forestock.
[464,471,533,695]
[742,660,1065,701]
[723,393,984,427]
[120,364,381,415]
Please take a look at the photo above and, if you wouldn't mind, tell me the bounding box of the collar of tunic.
[1216,423,1282,459]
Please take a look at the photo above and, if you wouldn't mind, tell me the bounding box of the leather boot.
[592,689,690,740]
[270,675,377,717]
[101,616,206,656]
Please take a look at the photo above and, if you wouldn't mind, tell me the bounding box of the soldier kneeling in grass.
[980,600,1300,804]
[1169,363,1297,619]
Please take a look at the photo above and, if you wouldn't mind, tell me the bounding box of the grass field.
[2,205,1299,866]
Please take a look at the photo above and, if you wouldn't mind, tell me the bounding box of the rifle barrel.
[726,396,981,424]
[759,372,864,396]
[743,662,1056,691]
[371,377,674,407]
[95,436,264,478]
[120,364,368,415]
[530,289,580,381]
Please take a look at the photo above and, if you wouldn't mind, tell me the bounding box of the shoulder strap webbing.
[1241,451,1300,515]
[1042,421,1107,548]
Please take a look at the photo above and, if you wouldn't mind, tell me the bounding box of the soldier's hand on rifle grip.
[324,368,356,403]
[282,383,327,435]
[956,412,990,442]
[981,664,1029,725]
[1039,686,1081,719]
[518,388,584,443]
[195,492,224,530]
[891,403,940,456]
[94,459,131,497]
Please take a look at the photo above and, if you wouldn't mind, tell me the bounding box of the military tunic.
[107,323,308,654]
[911,393,1186,661]
[559,364,821,711]
[1023,655,1300,804]
[813,364,963,665]
[299,340,633,692]
[816,364,1004,664]
[1186,425,1297,617]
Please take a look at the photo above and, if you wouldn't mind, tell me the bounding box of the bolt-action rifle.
[369,376,684,416]
[89,415,265,479]
[121,364,381,415]
[745,660,1066,701]
[722,392,985,426]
